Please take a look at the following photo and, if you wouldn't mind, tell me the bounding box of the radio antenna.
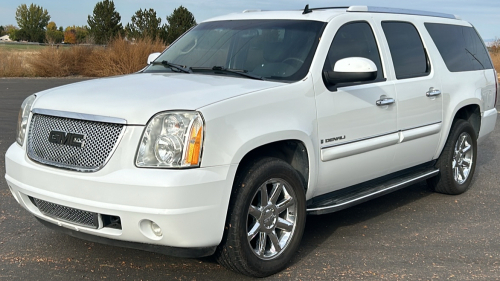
[303,4,313,14]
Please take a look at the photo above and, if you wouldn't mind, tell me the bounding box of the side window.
[425,23,493,72]
[381,22,430,79]
[323,21,384,88]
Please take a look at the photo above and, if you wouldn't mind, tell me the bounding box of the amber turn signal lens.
[185,119,203,166]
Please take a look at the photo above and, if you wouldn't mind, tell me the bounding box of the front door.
[314,17,398,197]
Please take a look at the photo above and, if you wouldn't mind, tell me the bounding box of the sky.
[0,0,499,40]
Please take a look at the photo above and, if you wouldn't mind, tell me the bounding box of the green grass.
[0,43,50,52]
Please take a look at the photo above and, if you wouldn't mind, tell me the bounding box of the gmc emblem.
[48,131,86,148]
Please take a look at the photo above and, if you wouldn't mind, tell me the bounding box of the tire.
[428,119,477,195]
[215,157,306,277]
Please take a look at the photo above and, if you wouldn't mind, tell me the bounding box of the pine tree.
[125,8,161,40]
[163,6,196,44]
[87,0,122,44]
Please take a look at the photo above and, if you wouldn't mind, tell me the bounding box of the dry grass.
[81,37,165,77]
[29,45,94,77]
[0,38,165,78]
[30,38,165,77]
[491,52,500,76]
[0,50,35,77]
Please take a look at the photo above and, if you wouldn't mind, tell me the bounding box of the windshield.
[145,20,325,82]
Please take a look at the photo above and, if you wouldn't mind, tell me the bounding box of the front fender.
[198,76,319,198]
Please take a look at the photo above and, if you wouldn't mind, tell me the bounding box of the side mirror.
[323,57,377,85]
[147,52,161,65]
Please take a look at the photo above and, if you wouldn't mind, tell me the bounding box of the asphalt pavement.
[1,78,500,280]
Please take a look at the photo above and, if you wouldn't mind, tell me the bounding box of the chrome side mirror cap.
[324,57,378,85]
[147,52,161,65]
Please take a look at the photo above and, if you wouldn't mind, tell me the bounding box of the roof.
[203,6,461,23]
[204,9,344,23]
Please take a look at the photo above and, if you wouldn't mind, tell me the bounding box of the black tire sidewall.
[437,119,478,194]
[231,158,306,277]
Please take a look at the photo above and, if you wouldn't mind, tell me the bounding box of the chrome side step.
[307,167,439,215]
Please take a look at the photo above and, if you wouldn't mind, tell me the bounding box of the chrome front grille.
[27,113,124,172]
[32,197,98,229]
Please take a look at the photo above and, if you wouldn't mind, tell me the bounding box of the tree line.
[0,1,196,45]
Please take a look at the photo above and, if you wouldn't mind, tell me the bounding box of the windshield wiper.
[190,66,263,80]
[465,48,485,69]
[151,60,191,73]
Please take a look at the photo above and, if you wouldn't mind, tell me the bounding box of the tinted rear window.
[425,23,493,72]
[382,22,430,79]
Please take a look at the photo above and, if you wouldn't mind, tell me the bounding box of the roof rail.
[242,9,262,13]
[347,6,460,20]
[310,6,350,10]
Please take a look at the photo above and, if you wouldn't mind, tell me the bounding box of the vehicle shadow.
[289,181,434,266]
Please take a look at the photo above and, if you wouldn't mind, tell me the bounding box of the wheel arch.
[436,101,481,159]
[231,134,316,193]
[452,104,481,138]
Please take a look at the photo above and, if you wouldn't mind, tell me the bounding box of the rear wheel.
[215,158,306,277]
[429,119,477,195]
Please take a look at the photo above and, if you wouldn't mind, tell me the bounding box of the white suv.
[5,6,498,277]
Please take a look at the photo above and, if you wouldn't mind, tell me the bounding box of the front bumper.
[5,133,237,255]
[35,217,216,258]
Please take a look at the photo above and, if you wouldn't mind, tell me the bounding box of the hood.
[33,73,283,125]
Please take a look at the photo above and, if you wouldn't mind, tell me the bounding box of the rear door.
[379,19,443,170]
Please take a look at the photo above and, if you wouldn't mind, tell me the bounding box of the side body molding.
[321,122,442,162]
[400,122,442,143]
[321,133,399,161]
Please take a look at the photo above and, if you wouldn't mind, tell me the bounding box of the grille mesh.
[32,197,98,229]
[27,114,124,172]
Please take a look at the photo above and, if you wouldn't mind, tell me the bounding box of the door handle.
[376,97,395,106]
[426,87,441,97]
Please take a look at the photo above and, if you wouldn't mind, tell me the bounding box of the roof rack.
[239,6,461,20]
[310,6,350,11]
[242,9,262,13]
[347,6,460,20]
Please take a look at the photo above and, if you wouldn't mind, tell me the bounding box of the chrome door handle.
[376,97,395,106]
[426,88,441,97]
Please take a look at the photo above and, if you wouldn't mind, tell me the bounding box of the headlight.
[136,111,204,168]
[16,94,36,146]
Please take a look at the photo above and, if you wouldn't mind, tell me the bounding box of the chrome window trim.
[32,108,127,125]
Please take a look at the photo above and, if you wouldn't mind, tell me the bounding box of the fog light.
[151,221,163,237]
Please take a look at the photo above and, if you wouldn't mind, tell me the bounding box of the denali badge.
[325,135,346,143]
[48,131,86,148]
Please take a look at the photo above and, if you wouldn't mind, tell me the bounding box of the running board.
[307,167,439,215]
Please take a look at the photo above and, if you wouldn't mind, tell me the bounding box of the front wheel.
[428,119,477,195]
[215,158,306,277]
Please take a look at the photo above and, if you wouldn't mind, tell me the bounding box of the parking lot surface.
[1,78,500,280]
